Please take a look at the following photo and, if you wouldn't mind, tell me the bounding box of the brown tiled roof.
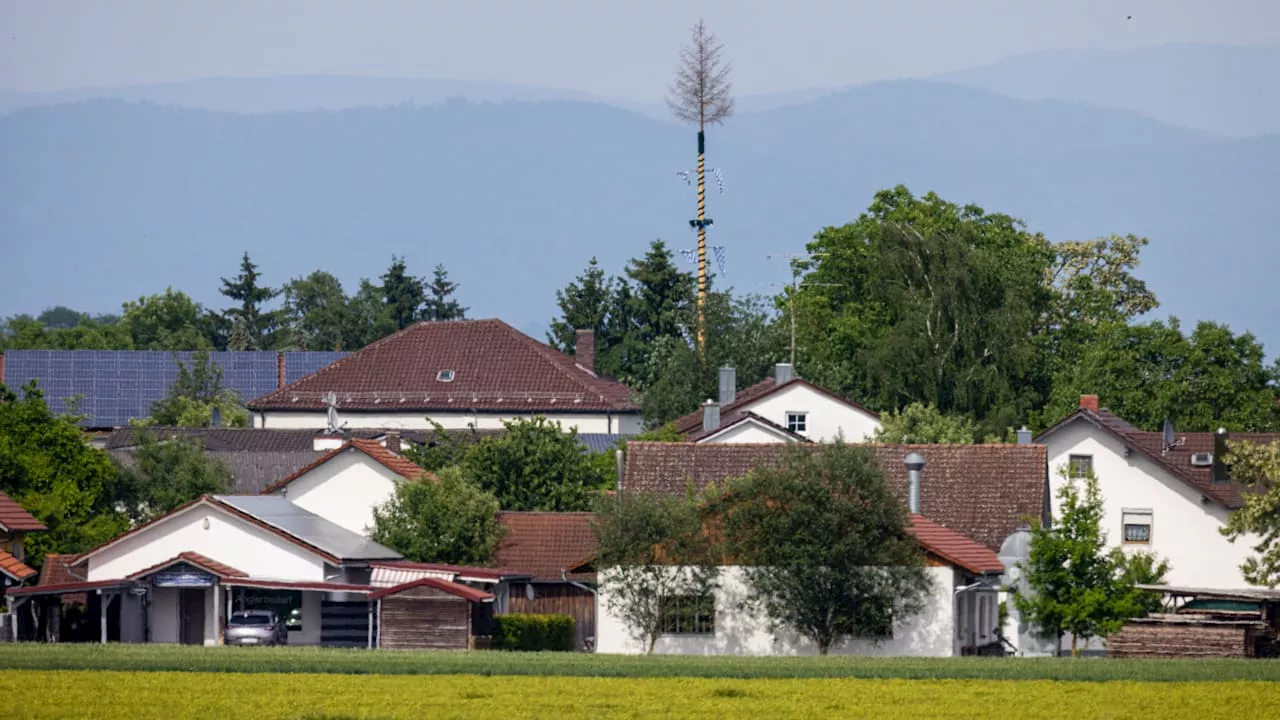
[103,427,506,452]
[622,442,1048,551]
[907,514,1005,575]
[0,490,45,532]
[261,438,427,494]
[686,411,812,444]
[0,550,36,581]
[671,377,879,436]
[1036,407,1278,509]
[494,511,599,582]
[246,319,638,413]
[38,554,85,586]
[369,577,495,603]
[125,552,248,580]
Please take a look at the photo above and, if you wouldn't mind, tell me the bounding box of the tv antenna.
[766,252,842,367]
[1161,418,1184,455]
[324,391,343,435]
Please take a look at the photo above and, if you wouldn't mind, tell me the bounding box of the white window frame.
[1068,454,1093,479]
[1122,508,1153,545]
[786,412,808,434]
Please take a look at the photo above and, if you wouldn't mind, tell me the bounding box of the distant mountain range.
[2,44,1277,351]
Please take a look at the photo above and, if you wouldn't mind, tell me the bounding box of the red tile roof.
[125,552,248,580]
[38,554,85,586]
[907,514,1005,575]
[494,511,599,582]
[671,377,879,437]
[0,491,46,532]
[1036,407,1279,509]
[247,319,638,413]
[7,580,129,597]
[0,550,36,582]
[623,442,1048,551]
[261,438,427,495]
[369,577,495,603]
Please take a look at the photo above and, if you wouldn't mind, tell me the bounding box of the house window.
[659,594,715,635]
[786,412,808,434]
[1068,454,1093,479]
[1122,509,1153,544]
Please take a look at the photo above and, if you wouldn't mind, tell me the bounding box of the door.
[179,589,205,645]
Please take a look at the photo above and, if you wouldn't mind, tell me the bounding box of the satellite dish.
[1162,418,1176,451]
[324,391,338,407]
[210,407,223,428]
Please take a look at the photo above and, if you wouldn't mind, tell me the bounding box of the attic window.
[436,370,456,383]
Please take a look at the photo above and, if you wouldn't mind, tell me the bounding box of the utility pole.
[766,252,839,369]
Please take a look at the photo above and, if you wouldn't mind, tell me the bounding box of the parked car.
[225,610,288,646]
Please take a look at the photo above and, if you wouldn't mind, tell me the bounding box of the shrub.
[492,613,576,652]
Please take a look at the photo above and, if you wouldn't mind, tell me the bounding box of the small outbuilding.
[370,578,495,650]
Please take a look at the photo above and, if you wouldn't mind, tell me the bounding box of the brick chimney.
[575,329,596,372]
[1079,394,1099,413]
[385,431,401,453]
[277,353,286,389]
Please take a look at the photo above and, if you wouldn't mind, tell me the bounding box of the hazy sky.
[3,1,1277,98]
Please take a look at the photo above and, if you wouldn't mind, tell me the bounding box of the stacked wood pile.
[1108,615,1268,659]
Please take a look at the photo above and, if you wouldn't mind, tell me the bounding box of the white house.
[673,364,882,444]
[246,320,642,435]
[1036,395,1270,590]
[609,441,1050,656]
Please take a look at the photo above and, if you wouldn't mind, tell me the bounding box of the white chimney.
[702,400,720,433]
[904,452,925,514]
[1016,426,1032,445]
[775,363,794,384]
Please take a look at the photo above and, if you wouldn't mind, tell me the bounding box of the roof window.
[436,369,456,382]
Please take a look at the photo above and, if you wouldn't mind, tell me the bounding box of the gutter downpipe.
[562,568,598,653]
[953,580,989,656]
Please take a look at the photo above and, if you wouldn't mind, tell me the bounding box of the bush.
[492,613,576,652]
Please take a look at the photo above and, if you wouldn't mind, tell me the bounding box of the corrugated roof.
[0,550,37,582]
[369,561,530,587]
[247,319,639,413]
[0,491,46,532]
[214,495,403,562]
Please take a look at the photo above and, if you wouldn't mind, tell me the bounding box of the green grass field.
[1,643,1280,682]
[4,670,1279,720]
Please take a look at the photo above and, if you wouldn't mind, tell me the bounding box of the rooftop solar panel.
[283,352,349,385]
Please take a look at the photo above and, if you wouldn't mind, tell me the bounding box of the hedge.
[492,613,576,651]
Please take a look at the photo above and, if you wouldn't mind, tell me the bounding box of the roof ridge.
[497,321,622,402]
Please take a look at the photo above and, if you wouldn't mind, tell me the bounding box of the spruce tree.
[218,252,281,350]
[423,264,467,321]
[380,256,426,330]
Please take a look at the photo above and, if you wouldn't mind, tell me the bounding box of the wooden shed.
[371,578,495,651]
[1108,585,1280,659]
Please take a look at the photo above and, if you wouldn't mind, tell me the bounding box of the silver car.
[225,610,288,646]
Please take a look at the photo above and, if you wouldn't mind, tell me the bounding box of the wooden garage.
[1108,584,1280,659]
[371,578,495,650]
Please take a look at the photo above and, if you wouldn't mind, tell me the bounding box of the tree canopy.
[461,417,609,512]
[370,466,504,566]
[110,432,232,525]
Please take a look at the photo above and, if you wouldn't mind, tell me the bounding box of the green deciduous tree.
[1221,438,1280,586]
[462,417,609,511]
[370,466,504,565]
[345,278,397,348]
[423,264,467,321]
[707,443,932,655]
[402,421,482,473]
[0,313,133,351]
[1016,468,1170,655]
[0,382,128,567]
[593,488,719,654]
[381,256,425,331]
[280,271,352,350]
[217,252,282,350]
[137,351,249,428]
[110,432,232,525]
[120,288,213,351]
[872,402,979,444]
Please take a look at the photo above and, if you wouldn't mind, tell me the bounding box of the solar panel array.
[282,351,349,385]
[2,350,349,428]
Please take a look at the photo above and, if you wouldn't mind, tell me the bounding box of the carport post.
[366,601,374,649]
[99,589,107,644]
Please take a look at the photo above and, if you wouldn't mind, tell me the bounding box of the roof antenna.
[1161,418,1184,455]
[324,391,342,435]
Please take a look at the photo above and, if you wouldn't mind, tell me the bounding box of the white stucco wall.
[84,503,327,583]
[276,450,401,537]
[596,565,956,656]
[255,410,643,434]
[1044,422,1259,589]
[739,385,881,443]
[699,421,795,444]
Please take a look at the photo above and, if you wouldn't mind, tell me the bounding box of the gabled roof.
[1034,405,1274,509]
[73,495,402,568]
[38,554,85,586]
[261,438,427,495]
[369,577,495,603]
[247,319,639,413]
[0,550,36,582]
[125,552,248,580]
[907,514,1004,575]
[671,376,879,437]
[494,511,599,582]
[0,491,45,532]
[687,411,812,444]
[623,442,1048,551]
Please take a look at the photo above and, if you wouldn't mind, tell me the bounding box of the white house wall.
[85,504,327,583]
[277,450,401,537]
[1045,422,1258,589]
[254,410,643,434]
[700,422,795,444]
[739,385,881,443]
[596,565,955,656]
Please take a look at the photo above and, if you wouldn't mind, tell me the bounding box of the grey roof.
[576,433,630,453]
[110,447,319,495]
[214,495,402,562]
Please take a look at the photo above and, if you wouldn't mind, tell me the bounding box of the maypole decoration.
[666,18,734,352]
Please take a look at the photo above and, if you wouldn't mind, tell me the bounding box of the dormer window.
[436,370,456,383]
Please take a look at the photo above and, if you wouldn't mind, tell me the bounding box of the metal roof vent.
[436,369,456,382]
